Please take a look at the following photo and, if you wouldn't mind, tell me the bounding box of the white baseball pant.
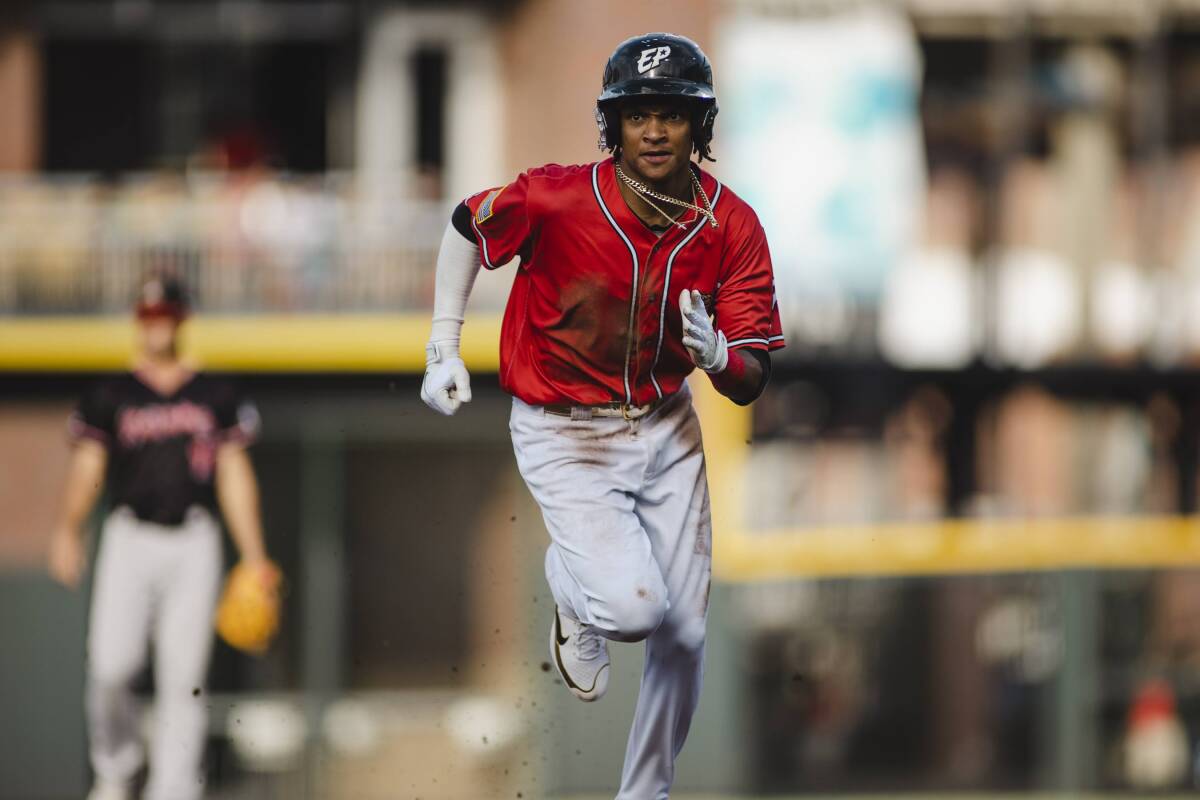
[87,506,222,800]
[510,385,713,800]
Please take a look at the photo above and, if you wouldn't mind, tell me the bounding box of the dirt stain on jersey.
[547,278,631,375]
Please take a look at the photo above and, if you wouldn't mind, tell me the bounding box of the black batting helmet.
[595,33,718,161]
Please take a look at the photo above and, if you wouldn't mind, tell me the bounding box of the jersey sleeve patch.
[463,175,531,270]
[476,188,503,224]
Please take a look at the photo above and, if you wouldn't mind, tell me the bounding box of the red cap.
[134,276,189,321]
[1129,679,1176,728]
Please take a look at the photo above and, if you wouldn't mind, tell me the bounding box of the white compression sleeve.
[428,220,482,349]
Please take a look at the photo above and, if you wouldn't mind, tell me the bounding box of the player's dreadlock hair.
[693,106,716,162]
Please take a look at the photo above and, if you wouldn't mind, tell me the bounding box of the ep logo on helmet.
[637,46,671,73]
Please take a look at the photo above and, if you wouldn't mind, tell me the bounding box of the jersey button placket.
[633,239,665,402]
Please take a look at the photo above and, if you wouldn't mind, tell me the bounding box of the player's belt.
[542,399,663,421]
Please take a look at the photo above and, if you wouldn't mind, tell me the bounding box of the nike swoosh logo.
[552,610,605,696]
[555,613,570,647]
[552,612,584,692]
[554,631,604,696]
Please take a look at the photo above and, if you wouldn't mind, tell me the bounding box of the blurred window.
[412,45,447,176]
[41,38,333,171]
[43,39,155,172]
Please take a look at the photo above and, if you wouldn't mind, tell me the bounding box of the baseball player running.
[421,33,783,797]
[47,276,273,800]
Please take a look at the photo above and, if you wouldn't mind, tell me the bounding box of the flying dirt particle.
[540,662,551,672]
[192,687,201,697]
[510,515,517,522]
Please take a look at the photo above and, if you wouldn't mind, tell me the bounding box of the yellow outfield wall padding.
[0,314,504,372]
[8,315,1200,579]
[688,375,1200,580]
[715,515,1200,580]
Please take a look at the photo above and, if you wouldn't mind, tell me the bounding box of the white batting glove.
[679,289,729,373]
[421,341,472,416]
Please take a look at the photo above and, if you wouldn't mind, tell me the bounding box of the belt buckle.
[621,404,634,421]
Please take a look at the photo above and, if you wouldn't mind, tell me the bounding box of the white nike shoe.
[86,783,130,800]
[549,606,610,702]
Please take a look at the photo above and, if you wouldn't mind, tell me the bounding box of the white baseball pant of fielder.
[86,506,222,800]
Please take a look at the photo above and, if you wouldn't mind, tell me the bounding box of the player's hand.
[239,556,282,588]
[421,341,473,416]
[679,289,728,373]
[48,526,87,590]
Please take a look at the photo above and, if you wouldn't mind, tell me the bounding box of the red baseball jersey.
[463,157,784,407]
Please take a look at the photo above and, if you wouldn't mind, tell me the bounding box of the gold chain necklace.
[615,164,719,230]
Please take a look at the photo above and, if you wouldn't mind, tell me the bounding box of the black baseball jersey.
[69,371,260,527]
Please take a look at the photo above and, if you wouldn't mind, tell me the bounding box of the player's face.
[619,101,693,185]
[137,315,181,359]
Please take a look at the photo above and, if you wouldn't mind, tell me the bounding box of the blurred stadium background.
[8,0,1200,797]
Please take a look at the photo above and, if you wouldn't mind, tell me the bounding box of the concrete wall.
[0,31,41,171]
[0,403,72,569]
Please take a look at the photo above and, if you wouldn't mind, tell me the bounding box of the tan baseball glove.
[215,560,283,655]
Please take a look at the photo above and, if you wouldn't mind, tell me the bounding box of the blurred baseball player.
[422,32,783,797]
[47,276,274,800]
[423,33,783,796]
